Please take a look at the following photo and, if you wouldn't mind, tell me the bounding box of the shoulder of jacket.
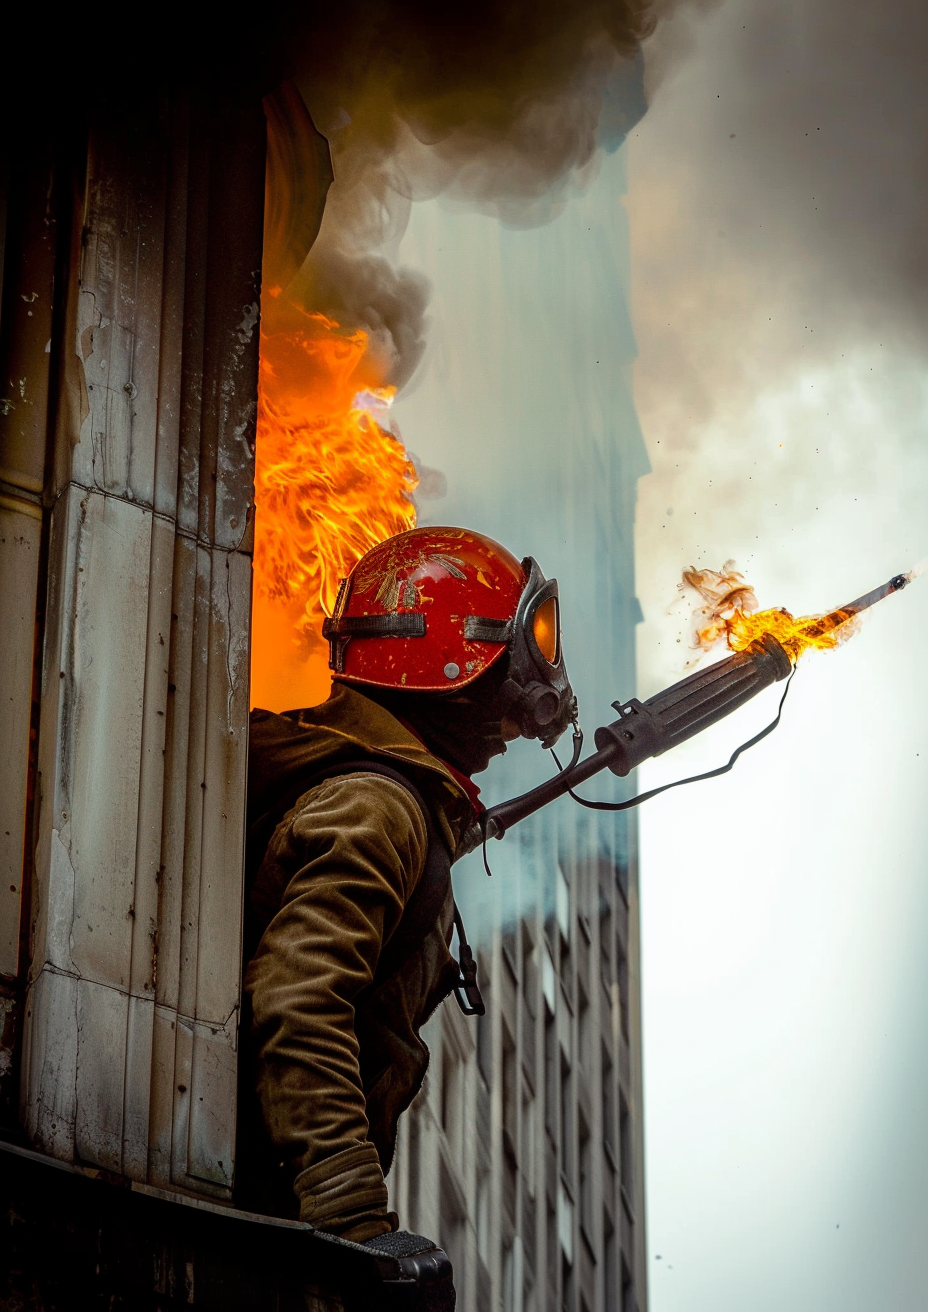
[293,771,429,838]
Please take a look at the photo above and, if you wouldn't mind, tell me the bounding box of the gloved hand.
[361,1230,455,1311]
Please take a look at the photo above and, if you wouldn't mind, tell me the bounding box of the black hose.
[550,668,794,812]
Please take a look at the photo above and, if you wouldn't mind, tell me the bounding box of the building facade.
[390,806,646,1312]
[388,172,650,1312]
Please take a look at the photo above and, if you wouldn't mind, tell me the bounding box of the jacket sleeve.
[244,772,427,1239]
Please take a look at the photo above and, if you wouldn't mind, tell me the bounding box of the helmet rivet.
[443,662,461,680]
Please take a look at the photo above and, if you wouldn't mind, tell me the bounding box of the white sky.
[394,2,928,1306]
[629,3,928,1308]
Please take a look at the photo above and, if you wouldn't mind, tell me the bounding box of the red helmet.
[322,526,577,746]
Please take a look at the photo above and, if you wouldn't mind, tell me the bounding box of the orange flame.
[715,605,859,661]
[251,308,418,710]
[682,562,859,663]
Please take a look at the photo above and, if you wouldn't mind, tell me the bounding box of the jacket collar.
[251,683,479,851]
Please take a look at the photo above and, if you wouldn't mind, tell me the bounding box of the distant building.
[388,175,650,1312]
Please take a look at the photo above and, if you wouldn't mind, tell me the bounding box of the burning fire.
[682,561,860,663]
[251,308,418,710]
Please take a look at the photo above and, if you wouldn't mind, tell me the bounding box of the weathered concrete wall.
[16,91,265,1200]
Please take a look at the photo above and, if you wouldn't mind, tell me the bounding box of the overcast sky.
[629,4,928,1309]
[393,1,928,1308]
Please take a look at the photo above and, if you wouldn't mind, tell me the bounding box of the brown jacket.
[241,684,475,1240]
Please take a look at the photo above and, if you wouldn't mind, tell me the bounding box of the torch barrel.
[834,572,908,618]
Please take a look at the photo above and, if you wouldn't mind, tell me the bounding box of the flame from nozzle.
[719,605,859,662]
[680,561,760,648]
[682,562,915,665]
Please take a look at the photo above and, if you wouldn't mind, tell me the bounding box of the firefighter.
[240,526,575,1305]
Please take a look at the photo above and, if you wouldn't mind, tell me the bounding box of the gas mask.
[466,557,577,749]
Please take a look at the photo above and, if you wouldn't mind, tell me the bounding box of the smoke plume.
[631,0,928,440]
[626,0,928,703]
[261,0,659,382]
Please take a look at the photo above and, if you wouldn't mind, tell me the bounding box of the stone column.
[17,89,265,1200]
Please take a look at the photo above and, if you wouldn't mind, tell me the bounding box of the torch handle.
[594,632,793,776]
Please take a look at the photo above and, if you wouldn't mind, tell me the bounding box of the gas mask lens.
[532,595,559,665]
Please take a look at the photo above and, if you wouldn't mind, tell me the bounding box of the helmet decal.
[354,544,469,612]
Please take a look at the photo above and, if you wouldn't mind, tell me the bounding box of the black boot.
[361,1230,456,1311]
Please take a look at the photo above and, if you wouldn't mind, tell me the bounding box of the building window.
[503,921,519,980]
[439,1159,467,1304]
[476,1005,493,1087]
[616,935,630,1043]
[524,1273,536,1312]
[561,1251,574,1312]
[560,1048,574,1184]
[599,900,613,996]
[502,1020,517,1157]
[602,1041,616,1161]
[557,1181,574,1265]
[604,1210,617,1310]
[622,1257,636,1312]
[522,921,538,1017]
[502,1239,520,1312]
[502,1018,518,1229]
[520,1074,537,1188]
[476,1169,491,1263]
[578,1111,593,1246]
[440,1040,464,1167]
[547,1192,558,1290]
[556,861,572,1001]
[577,977,591,1075]
[556,863,571,941]
[407,1109,421,1231]
[545,1009,558,1145]
[576,857,593,943]
[620,1091,633,1204]
[542,944,557,1015]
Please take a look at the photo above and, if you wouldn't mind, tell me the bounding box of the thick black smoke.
[260,1,659,383]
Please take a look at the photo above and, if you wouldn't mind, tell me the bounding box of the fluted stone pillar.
[13,89,265,1200]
